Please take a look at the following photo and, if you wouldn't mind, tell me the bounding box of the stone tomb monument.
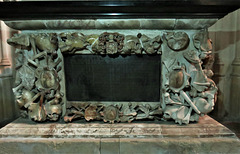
[0,1,239,153]
[6,24,217,125]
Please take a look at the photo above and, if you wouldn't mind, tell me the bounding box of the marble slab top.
[4,19,218,30]
[0,115,236,139]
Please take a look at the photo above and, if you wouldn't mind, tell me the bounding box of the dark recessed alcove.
[64,54,161,101]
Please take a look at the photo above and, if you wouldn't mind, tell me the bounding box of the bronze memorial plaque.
[64,55,160,101]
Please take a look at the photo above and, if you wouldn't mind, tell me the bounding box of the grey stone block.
[101,138,120,154]
[0,116,239,153]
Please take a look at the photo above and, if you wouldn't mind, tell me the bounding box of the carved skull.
[28,103,47,122]
[45,103,62,121]
[84,105,98,121]
[33,33,58,53]
[59,32,87,53]
[101,105,119,123]
[194,97,212,114]
[165,32,189,51]
[16,90,34,108]
[124,35,141,54]
[193,30,212,59]
[7,34,30,49]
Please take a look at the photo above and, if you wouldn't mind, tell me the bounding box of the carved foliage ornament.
[8,30,217,125]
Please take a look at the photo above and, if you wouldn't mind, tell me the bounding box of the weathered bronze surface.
[64,55,160,102]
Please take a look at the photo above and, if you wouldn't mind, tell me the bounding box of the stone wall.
[209,8,240,122]
[0,21,18,127]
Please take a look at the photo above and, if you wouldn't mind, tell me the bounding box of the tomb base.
[0,115,239,153]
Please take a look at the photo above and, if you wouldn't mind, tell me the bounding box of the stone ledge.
[0,116,236,138]
[0,137,239,154]
[4,19,218,30]
[0,116,239,153]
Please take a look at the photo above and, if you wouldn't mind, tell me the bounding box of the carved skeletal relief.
[8,33,64,122]
[8,30,217,125]
[162,30,218,124]
[64,102,162,123]
[165,32,189,51]
[58,32,162,54]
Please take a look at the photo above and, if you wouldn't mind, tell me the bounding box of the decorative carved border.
[7,30,217,125]
[65,101,162,123]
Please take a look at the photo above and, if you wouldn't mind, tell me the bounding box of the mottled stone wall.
[0,21,19,127]
[209,8,240,122]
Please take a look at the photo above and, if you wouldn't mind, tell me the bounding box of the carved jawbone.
[8,29,218,125]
